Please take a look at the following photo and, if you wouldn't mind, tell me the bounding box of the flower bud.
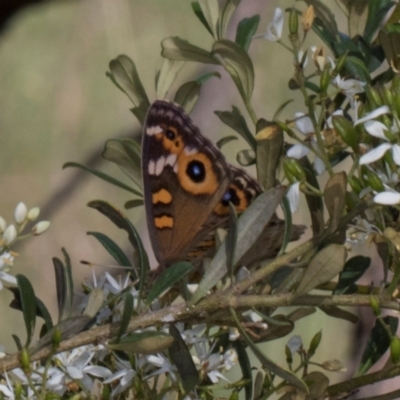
[361,166,385,192]
[308,330,322,356]
[14,202,27,224]
[391,336,400,364]
[313,46,326,71]
[289,7,298,36]
[365,85,383,108]
[31,221,50,235]
[3,225,17,245]
[283,158,306,183]
[381,85,393,106]
[52,327,62,350]
[0,216,6,233]
[27,207,40,221]
[19,347,30,374]
[285,345,293,364]
[348,176,363,194]
[370,296,380,316]
[301,5,315,32]
[332,115,358,150]
[319,65,331,95]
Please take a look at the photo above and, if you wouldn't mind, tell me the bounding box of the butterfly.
[141,100,304,269]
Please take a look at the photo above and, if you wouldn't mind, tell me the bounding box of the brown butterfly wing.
[142,100,231,267]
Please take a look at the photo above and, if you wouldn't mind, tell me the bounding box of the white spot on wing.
[148,154,177,176]
[165,154,177,168]
[155,158,164,176]
[146,126,163,136]
[148,160,156,175]
[184,146,198,155]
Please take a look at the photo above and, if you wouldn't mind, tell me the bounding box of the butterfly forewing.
[142,100,231,267]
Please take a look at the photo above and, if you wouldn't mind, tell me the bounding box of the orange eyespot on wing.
[152,189,173,205]
[154,215,174,229]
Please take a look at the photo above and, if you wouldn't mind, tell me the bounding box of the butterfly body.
[142,100,304,269]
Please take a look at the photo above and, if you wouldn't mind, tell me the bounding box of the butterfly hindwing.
[142,100,231,267]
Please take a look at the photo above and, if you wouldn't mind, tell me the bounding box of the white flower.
[287,335,303,355]
[145,353,177,381]
[287,113,326,174]
[254,8,283,41]
[14,202,27,224]
[3,225,17,245]
[229,327,240,341]
[374,191,400,205]
[103,357,136,397]
[0,252,17,290]
[333,75,365,107]
[287,182,300,212]
[346,217,379,248]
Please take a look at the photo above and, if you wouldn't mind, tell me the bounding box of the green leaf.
[168,324,199,392]
[219,0,241,39]
[87,200,149,289]
[334,255,371,294]
[87,231,131,267]
[161,36,219,64]
[174,81,201,114]
[107,55,150,118]
[237,149,256,166]
[235,15,260,51]
[117,293,134,341]
[215,106,256,150]
[194,71,221,84]
[156,59,185,99]
[146,261,193,304]
[226,203,238,276]
[344,55,371,82]
[62,248,74,319]
[348,1,368,39]
[216,135,238,149]
[102,138,143,194]
[379,30,400,73]
[212,39,255,102]
[303,371,329,399]
[191,1,213,36]
[35,297,53,333]
[233,340,253,400]
[190,187,287,304]
[364,0,395,43]
[198,0,220,38]
[324,172,347,234]
[319,306,359,324]
[358,316,398,375]
[124,199,144,209]
[294,244,347,297]
[16,275,37,347]
[108,331,174,354]
[62,161,142,197]
[53,257,69,321]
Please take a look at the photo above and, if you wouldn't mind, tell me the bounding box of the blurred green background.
[0,0,376,396]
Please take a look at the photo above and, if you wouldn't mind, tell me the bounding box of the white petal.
[355,105,390,125]
[374,191,400,205]
[359,143,392,165]
[314,156,326,175]
[0,272,17,285]
[392,144,400,165]
[364,120,388,139]
[287,143,309,159]
[287,182,300,212]
[66,366,83,379]
[83,366,112,378]
[287,335,303,355]
[262,8,284,41]
[295,113,314,134]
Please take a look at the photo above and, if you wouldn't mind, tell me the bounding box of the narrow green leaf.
[35,297,53,333]
[237,149,256,166]
[324,172,347,234]
[358,316,398,375]
[146,261,193,305]
[216,135,238,149]
[62,248,74,319]
[156,59,185,99]
[53,257,68,321]
[87,200,149,289]
[295,244,347,297]
[191,187,286,305]
[235,15,260,51]
[63,161,142,197]
[87,231,131,267]
[169,324,199,392]
[102,138,143,193]
[108,331,174,354]
[194,71,221,84]
[198,0,219,38]
[117,293,134,340]
[16,275,37,347]
[161,36,219,64]
[344,56,371,82]
[319,306,359,324]
[213,39,255,102]
[364,0,394,43]
[226,203,238,276]
[233,340,253,400]
[219,0,241,39]
[334,255,371,294]
[124,199,144,209]
[215,106,256,150]
[191,1,214,36]
[108,55,150,109]
[174,81,201,113]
